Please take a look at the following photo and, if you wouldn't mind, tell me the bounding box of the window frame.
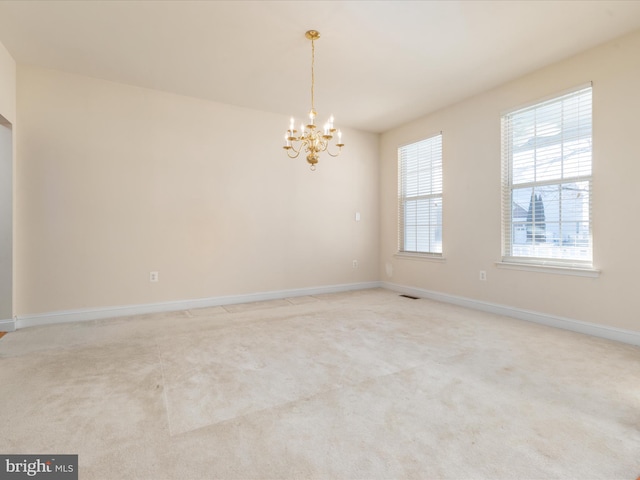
[397,133,443,257]
[500,84,594,270]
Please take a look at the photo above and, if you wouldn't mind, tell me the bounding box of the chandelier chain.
[310,36,315,112]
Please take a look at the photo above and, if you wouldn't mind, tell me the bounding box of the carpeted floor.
[0,288,638,479]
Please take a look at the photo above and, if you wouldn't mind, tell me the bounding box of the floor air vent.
[399,294,419,300]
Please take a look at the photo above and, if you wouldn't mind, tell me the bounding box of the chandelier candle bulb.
[283,30,345,170]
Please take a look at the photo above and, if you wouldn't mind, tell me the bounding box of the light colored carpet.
[0,288,638,479]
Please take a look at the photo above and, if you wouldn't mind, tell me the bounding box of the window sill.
[395,252,446,262]
[495,261,600,278]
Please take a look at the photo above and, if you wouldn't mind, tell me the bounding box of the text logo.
[0,455,77,480]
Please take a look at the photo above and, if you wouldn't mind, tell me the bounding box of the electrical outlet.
[150,271,159,282]
[479,270,487,281]
[353,260,358,269]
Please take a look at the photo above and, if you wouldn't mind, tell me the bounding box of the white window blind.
[398,134,443,255]
[501,85,592,267]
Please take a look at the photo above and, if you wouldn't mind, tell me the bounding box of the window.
[501,85,592,267]
[398,134,443,255]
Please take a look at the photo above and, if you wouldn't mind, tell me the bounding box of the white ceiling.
[1,0,640,133]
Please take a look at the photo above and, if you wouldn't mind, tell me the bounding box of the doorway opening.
[0,114,13,329]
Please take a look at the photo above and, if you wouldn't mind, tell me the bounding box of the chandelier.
[283,30,344,171]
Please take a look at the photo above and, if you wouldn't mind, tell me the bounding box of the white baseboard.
[382,281,640,347]
[15,281,382,330]
[14,280,638,348]
[0,317,16,332]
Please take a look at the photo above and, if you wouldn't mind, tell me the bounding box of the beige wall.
[16,66,379,315]
[380,29,640,333]
[12,28,640,333]
[0,40,15,320]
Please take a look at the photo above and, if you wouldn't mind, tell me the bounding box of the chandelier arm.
[286,148,301,159]
[325,145,343,157]
[285,141,303,158]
